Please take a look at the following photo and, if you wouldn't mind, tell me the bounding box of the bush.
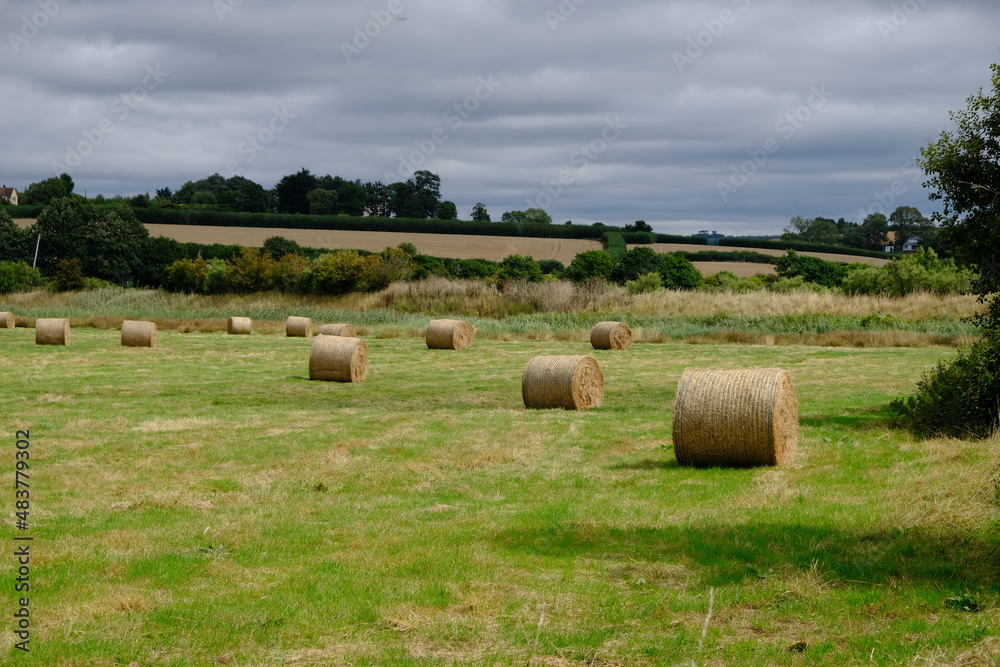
[262,236,302,259]
[311,250,364,295]
[842,248,974,296]
[497,254,543,282]
[271,253,311,293]
[611,247,659,284]
[659,253,702,290]
[226,248,277,293]
[165,258,208,293]
[565,250,617,283]
[358,247,416,291]
[770,275,827,294]
[538,259,564,275]
[53,258,85,291]
[775,250,848,288]
[699,271,764,293]
[890,331,1000,439]
[202,258,230,294]
[0,261,43,293]
[625,272,663,294]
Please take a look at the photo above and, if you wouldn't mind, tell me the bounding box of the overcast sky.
[1,0,997,235]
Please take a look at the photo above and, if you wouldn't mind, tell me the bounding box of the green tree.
[860,213,890,250]
[21,174,74,205]
[262,236,303,259]
[611,246,659,284]
[658,253,702,290]
[436,201,458,220]
[0,209,31,262]
[497,254,543,282]
[307,189,339,215]
[275,168,319,214]
[470,203,490,222]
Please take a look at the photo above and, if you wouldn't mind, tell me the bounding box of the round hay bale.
[309,336,368,382]
[318,323,357,337]
[121,320,157,348]
[426,319,475,350]
[522,355,604,410]
[591,321,633,350]
[287,316,313,338]
[0,312,14,329]
[227,317,252,335]
[672,368,798,468]
[35,318,70,346]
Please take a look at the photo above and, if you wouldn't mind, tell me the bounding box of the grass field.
[1,322,997,665]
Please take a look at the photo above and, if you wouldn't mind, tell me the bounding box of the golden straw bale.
[0,312,14,329]
[35,318,70,346]
[522,355,604,410]
[227,317,252,335]
[309,336,368,382]
[672,368,797,468]
[287,316,313,337]
[121,320,157,348]
[591,321,633,350]
[318,323,357,337]
[426,319,475,350]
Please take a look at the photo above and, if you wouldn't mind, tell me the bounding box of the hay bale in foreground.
[309,336,368,382]
[287,316,313,338]
[121,320,157,348]
[36,318,70,346]
[318,323,357,338]
[522,355,604,410]
[227,317,252,335]
[426,319,475,350]
[591,321,633,350]
[672,368,797,468]
[0,312,14,329]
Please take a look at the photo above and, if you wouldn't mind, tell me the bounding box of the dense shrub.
[842,248,973,296]
[611,247,659,284]
[625,272,663,294]
[271,254,312,293]
[226,248,278,293]
[699,271,766,293]
[673,250,777,265]
[202,259,230,294]
[0,261,43,293]
[447,258,498,280]
[620,231,657,244]
[890,331,1000,439]
[53,258,85,291]
[565,250,617,283]
[775,250,848,288]
[165,258,209,293]
[656,233,709,245]
[0,210,32,263]
[538,259,564,275]
[659,253,703,290]
[358,247,416,291]
[498,254,543,283]
[262,236,303,259]
[311,250,364,295]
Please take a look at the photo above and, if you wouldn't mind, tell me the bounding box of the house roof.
[0,186,15,198]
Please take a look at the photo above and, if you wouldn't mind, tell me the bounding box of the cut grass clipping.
[35,317,70,346]
[673,368,798,467]
[309,335,368,382]
[522,354,604,410]
[426,318,475,350]
[591,320,633,350]
[121,320,157,348]
[227,316,252,335]
[318,323,357,337]
[286,316,313,337]
[0,311,14,328]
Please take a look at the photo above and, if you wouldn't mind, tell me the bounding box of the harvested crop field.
[635,243,890,267]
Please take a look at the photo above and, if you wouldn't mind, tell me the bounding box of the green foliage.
[565,250,617,283]
[770,275,827,294]
[601,232,627,261]
[53,258,85,292]
[470,202,490,222]
[890,331,1000,439]
[625,220,652,232]
[611,246,659,284]
[538,259,564,276]
[501,208,552,225]
[842,248,973,296]
[672,250,777,265]
[262,236,303,259]
[165,258,209,293]
[436,201,458,220]
[775,250,848,288]
[396,242,418,257]
[226,248,278,294]
[0,208,31,262]
[655,233,709,244]
[311,250,364,295]
[0,261,43,293]
[700,271,765,293]
[659,253,702,290]
[21,173,74,205]
[357,247,416,291]
[275,168,318,215]
[390,170,441,219]
[448,258,499,280]
[620,231,657,244]
[202,259,230,294]
[625,272,663,294]
[306,189,338,215]
[783,215,841,245]
[497,254,543,282]
[271,253,311,293]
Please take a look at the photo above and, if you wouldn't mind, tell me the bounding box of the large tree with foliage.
[21,173,74,205]
[275,168,319,215]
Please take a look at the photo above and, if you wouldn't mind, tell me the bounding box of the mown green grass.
[0,328,997,665]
